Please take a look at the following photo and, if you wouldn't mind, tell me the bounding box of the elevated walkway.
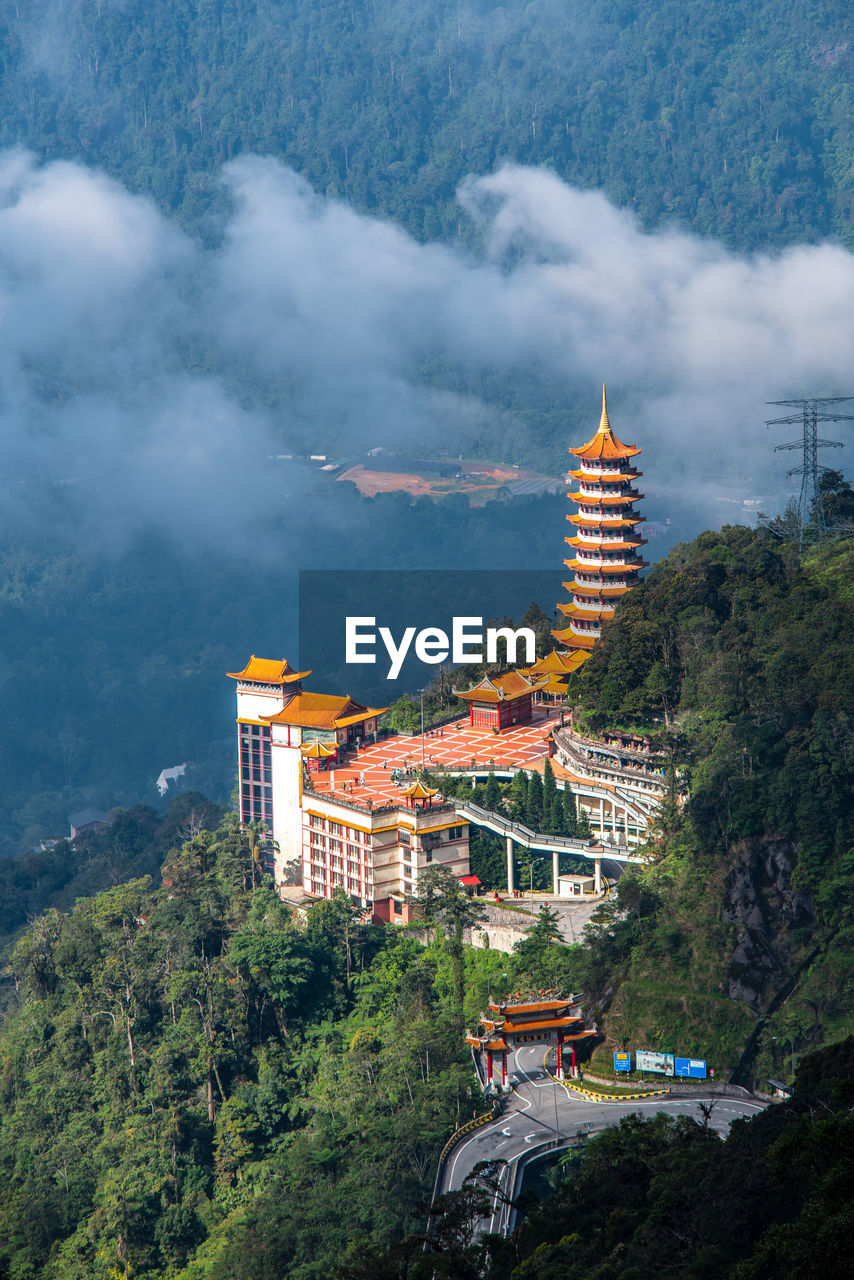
[454,798,643,896]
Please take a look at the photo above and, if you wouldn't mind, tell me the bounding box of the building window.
[448,826,463,840]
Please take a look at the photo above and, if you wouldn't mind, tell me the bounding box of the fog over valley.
[1,150,852,554]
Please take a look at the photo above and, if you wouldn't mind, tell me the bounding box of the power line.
[765,397,853,547]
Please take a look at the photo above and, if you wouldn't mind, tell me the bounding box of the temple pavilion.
[518,648,588,704]
[553,386,646,662]
[453,669,548,731]
[467,992,595,1084]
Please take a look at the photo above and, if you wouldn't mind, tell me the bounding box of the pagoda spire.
[599,383,610,433]
[552,387,647,661]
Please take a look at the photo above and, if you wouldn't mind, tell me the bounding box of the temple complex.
[467,992,596,1084]
[553,386,647,661]
[225,384,672,914]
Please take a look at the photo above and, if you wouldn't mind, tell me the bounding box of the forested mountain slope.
[0,816,565,1279]
[2,0,852,248]
[571,525,854,1085]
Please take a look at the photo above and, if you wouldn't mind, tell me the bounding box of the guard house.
[467,992,595,1085]
[454,670,547,731]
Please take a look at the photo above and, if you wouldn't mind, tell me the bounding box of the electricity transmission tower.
[765,397,853,547]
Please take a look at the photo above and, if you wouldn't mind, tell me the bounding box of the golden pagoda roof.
[454,670,547,703]
[569,469,641,483]
[565,559,647,574]
[227,655,311,684]
[557,602,615,620]
[569,490,643,505]
[567,513,643,528]
[263,693,386,730]
[569,387,641,461]
[519,648,586,676]
[565,536,647,551]
[300,740,339,758]
[401,780,439,800]
[566,581,629,598]
[551,627,598,649]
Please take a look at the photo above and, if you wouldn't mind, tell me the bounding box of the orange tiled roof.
[519,649,586,676]
[264,692,386,730]
[567,513,642,528]
[569,386,641,462]
[454,669,547,704]
[565,558,647,575]
[402,780,439,799]
[551,628,598,649]
[568,490,644,505]
[227,655,311,683]
[569,469,640,483]
[557,602,615,620]
[500,1016,585,1034]
[566,581,630,598]
[300,740,338,758]
[565,536,647,551]
[491,999,574,1014]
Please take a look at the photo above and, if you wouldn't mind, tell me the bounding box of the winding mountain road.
[438,1044,768,1237]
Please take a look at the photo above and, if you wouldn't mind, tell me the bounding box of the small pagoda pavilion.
[553,386,646,663]
[400,780,439,809]
[466,992,595,1084]
[454,670,547,731]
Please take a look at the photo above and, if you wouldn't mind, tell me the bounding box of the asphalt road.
[438,1043,768,1237]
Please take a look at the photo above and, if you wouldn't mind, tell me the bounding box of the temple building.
[228,656,470,911]
[518,648,588,704]
[453,669,547,730]
[467,993,596,1084]
[553,387,646,661]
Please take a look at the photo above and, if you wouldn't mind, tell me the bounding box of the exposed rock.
[722,838,814,1012]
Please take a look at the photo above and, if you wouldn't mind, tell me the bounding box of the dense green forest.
[2,0,852,249]
[0,812,574,1279]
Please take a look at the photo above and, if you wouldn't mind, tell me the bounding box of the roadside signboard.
[614,1052,631,1072]
[674,1057,707,1078]
[636,1050,675,1076]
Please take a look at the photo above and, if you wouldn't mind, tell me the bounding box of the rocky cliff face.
[722,838,814,1012]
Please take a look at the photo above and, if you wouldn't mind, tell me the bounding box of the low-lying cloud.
[1,150,852,552]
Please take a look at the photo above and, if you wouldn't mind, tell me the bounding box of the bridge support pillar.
[594,858,602,894]
[552,849,559,895]
[506,837,515,895]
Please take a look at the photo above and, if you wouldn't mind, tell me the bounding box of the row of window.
[309,814,369,843]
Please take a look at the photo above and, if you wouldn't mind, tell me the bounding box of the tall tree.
[526,771,544,831]
[411,865,487,1015]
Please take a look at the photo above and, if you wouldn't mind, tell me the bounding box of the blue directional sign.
[674,1057,707,1078]
[613,1052,631,1072]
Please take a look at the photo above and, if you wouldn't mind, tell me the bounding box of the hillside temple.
[227,389,673,911]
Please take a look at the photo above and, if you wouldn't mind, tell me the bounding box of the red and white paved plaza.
[307,707,564,808]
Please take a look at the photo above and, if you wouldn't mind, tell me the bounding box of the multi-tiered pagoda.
[552,386,646,661]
